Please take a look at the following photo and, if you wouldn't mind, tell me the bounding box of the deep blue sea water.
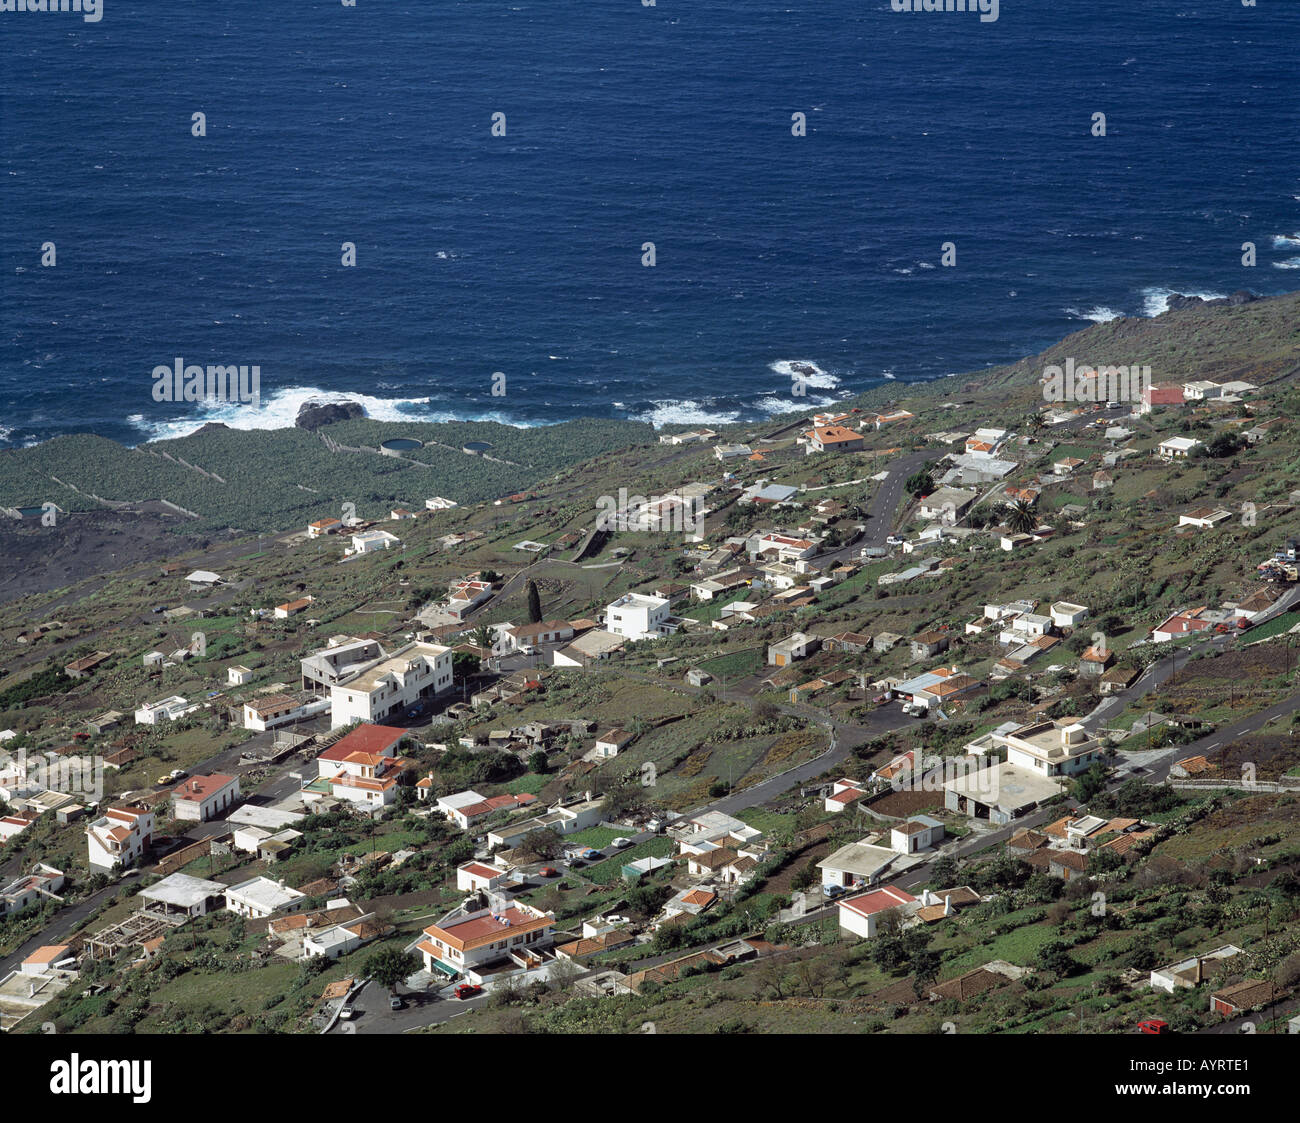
[1,0,1297,448]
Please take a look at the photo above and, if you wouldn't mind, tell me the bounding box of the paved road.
[0,870,143,979]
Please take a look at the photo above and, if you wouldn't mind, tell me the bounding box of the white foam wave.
[1271,234,1300,248]
[1272,257,1300,270]
[768,359,841,390]
[127,385,544,445]
[1065,306,1124,323]
[630,400,742,428]
[1139,286,1228,317]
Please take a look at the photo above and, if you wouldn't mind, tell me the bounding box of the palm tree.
[1003,499,1038,536]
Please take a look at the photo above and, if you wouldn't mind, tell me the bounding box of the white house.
[0,864,66,918]
[416,902,556,978]
[329,641,453,729]
[837,885,918,939]
[890,815,945,854]
[274,596,314,619]
[996,720,1104,778]
[185,570,221,590]
[754,532,818,563]
[242,693,329,732]
[594,728,635,758]
[307,517,343,538]
[1183,380,1222,401]
[350,529,401,555]
[134,695,195,725]
[227,665,254,686]
[825,778,866,813]
[605,593,672,641]
[767,631,819,667]
[456,861,510,893]
[818,840,900,890]
[224,876,308,919]
[918,487,977,523]
[1158,436,1203,460]
[1049,602,1089,629]
[303,913,383,960]
[86,805,154,871]
[171,774,241,823]
[1179,507,1233,530]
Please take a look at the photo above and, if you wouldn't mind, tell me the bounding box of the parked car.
[454,984,482,1000]
[389,995,404,1011]
[610,837,633,850]
[538,866,559,878]
[1137,1019,1171,1035]
[338,1005,356,1020]
[823,884,848,900]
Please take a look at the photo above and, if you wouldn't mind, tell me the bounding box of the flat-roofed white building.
[943,761,1066,825]
[604,592,672,641]
[224,876,308,919]
[134,695,195,725]
[350,529,401,554]
[140,873,227,918]
[996,720,1104,778]
[329,641,453,729]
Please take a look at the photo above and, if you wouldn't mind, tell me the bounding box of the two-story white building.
[86,805,155,871]
[996,720,1105,778]
[416,901,556,979]
[329,641,453,729]
[604,593,672,641]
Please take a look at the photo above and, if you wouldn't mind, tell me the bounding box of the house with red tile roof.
[804,425,865,453]
[171,773,241,822]
[837,885,918,939]
[417,902,555,978]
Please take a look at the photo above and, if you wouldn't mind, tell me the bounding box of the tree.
[1072,761,1108,803]
[928,855,958,887]
[520,827,563,860]
[910,950,941,998]
[528,750,549,775]
[1036,940,1079,978]
[905,468,935,498]
[1002,499,1038,535]
[363,947,420,995]
[526,580,543,623]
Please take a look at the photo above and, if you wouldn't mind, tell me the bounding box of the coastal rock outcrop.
[295,399,367,431]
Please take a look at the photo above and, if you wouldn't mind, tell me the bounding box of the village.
[3,329,1300,1037]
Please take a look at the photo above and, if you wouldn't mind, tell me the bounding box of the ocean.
[1,0,1296,449]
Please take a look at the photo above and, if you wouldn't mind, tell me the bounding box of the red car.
[538,867,559,878]
[454,984,483,1000]
[1138,1019,1171,1035]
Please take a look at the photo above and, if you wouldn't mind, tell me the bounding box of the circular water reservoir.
[380,437,424,455]
[463,441,493,455]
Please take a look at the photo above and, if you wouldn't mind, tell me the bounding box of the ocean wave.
[1064,305,1124,323]
[1272,257,1300,270]
[127,386,543,445]
[1139,286,1228,317]
[1271,234,1300,248]
[768,359,841,390]
[629,399,742,428]
[753,393,840,416]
